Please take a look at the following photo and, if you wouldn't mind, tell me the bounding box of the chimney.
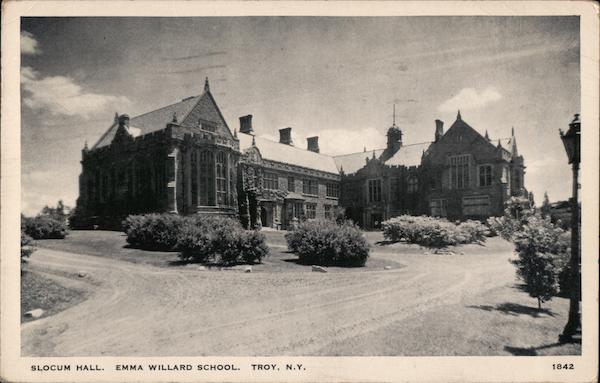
[435,119,444,142]
[279,127,293,145]
[239,115,253,134]
[307,136,320,153]
[118,114,130,128]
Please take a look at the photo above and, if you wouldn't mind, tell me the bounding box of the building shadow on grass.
[504,342,577,356]
[467,302,555,318]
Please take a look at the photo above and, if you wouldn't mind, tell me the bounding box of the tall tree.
[541,192,551,218]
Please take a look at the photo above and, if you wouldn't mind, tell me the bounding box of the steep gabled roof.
[92,95,202,149]
[332,142,430,175]
[238,132,340,175]
[333,149,385,175]
[385,142,431,167]
[92,81,232,149]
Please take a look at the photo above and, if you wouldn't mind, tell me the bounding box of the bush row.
[21,215,68,240]
[123,214,268,265]
[285,220,369,267]
[381,215,487,247]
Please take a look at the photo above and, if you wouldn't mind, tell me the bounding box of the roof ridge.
[131,94,201,120]
[241,132,336,158]
[333,141,432,158]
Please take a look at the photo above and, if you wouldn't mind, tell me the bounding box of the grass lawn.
[35,230,180,268]
[35,229,405,273]
[21,269,88,323]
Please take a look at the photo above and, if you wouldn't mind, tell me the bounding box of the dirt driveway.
[22,236,575,356]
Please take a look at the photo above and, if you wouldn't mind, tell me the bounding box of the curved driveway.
[22,239,516,356]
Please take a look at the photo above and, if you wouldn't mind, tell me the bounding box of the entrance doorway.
[371,213,383,229]
[261,206,268,228]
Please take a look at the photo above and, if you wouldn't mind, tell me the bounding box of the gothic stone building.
[334,111,527,228]
[75,80,526,229]
[75,79,339,229]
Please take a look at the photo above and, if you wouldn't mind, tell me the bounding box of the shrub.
[285,220,369,267]
[123,213,186,251]
[22,215,68,239]
[176,223,213,263]
[237,230,269,264]
[457,220,487,243]
[511,215,567,309]
[382,215,486,248]
[177,215,268,265]
[21,231,35,262]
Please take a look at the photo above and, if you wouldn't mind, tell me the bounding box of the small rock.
[197,265,206,271]
[424,252,430,255]
[384,266,392,270]
[312,265,328,273]
[244,266,252,273]
[460,252,465,255]
[78,271,87,278]
[25,308,44,318]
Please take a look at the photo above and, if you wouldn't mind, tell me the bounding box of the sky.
[20,17,580,215]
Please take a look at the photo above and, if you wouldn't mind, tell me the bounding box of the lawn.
[34,229,405,273]
[21,269,88,323]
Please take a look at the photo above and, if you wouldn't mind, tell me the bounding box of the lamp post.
[558,113,581,343]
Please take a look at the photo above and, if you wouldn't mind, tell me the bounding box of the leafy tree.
[39,200,69,224]
[511,216,566,309]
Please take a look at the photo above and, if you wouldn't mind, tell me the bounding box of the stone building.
[75,79,339,229]
[235,116,340,229]
[75,79,526,229]
[335,111,528,228]
[75,79,240,228]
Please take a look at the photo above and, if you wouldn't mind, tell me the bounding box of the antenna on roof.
[204,77,210,92]
[393,104,396,126]
[172,112,178,123]
[457,109,462,120]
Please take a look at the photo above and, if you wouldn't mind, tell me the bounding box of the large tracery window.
[229,158,237,207]
[216,152,228,205]
[191,152,198,206]
[449,154,470,189]
[199,150,215,206]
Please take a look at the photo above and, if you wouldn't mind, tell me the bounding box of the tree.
[511,216,565,309]
[541,192,551,219]
[39,200,69,224]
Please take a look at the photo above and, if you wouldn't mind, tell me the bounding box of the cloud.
[438,87,502,113]
[21,169,78,216]
[304,127,387,156]
[21,31,41,55]
[21,66,129,118]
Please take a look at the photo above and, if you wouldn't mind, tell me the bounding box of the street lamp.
[558,113,581,343]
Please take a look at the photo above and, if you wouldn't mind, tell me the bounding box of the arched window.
[199,150,215,206]
[216,151,227,205]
